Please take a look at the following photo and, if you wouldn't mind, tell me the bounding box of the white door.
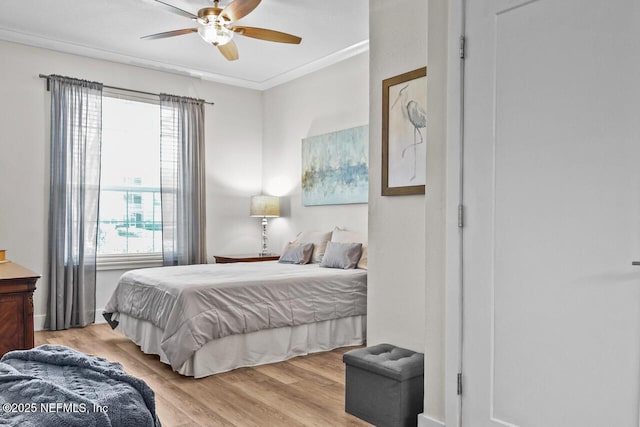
[462,0,640,426]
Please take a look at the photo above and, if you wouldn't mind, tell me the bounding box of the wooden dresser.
[0,262,40,356]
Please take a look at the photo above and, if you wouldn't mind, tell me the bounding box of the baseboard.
[94,309,107,325]
[418,413,445,427]
[34,308,107,331]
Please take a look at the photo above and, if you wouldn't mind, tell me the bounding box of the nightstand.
[214,254,280,264]
[0,262,40,356]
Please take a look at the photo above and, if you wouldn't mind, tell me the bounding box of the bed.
[103,260,367,378]
[0,345,160,426]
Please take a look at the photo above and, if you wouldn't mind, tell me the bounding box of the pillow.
[278,242,314,264]
[292,230,332,264]
[319,242,363,269]
[331,228,368,270]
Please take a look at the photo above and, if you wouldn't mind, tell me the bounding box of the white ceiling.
[0,0,369,90]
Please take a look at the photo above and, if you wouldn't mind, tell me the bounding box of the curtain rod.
[38,74,215,106]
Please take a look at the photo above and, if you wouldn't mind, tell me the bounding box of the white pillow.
[291,230,332,264]
[331,228,368,270]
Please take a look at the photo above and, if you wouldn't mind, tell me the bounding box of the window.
[97,96,162,267]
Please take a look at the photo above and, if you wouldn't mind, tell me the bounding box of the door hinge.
[457,373,463,395]
[458,204,464,228]
[459,36,466,59]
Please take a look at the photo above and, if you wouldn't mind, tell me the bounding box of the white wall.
[367,0,427,352]
[0,40,263,329]
[261,53,369,251]
[367,2,447,423]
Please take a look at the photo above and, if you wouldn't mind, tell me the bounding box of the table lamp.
[250,195,280,256]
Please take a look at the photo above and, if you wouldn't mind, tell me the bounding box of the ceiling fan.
[142,0,302,61]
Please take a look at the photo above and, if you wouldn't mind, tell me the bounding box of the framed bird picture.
[382,67,427,196]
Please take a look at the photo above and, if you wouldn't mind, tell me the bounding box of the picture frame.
[382,67,427,196]
[301,125,369,206]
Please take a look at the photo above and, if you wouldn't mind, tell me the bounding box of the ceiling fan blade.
[141,28,197,40]
[221,0,261,22]
[217,40,239,61]
[153,0,197,19]
[232,26,302,44]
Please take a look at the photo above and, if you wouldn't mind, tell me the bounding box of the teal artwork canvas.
[301,125,369,206]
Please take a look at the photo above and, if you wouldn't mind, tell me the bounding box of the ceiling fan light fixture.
[197,16,233,46]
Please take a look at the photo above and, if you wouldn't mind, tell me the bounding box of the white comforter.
[103,262,367,370]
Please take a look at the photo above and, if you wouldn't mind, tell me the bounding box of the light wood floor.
[35,324,371,427]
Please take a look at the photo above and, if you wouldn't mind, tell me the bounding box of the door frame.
[445,0,465,426]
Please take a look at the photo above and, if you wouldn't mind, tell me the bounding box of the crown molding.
[257,40,369,90]
[0,26,369,91]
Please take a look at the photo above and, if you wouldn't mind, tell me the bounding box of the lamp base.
[260,217,269,256]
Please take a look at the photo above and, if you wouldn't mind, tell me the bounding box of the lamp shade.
[250,195,280,217]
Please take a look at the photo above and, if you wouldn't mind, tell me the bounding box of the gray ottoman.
[343,344,424,427]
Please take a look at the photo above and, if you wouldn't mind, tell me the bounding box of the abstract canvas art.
[301,125,369,206]
[382,67,427,196]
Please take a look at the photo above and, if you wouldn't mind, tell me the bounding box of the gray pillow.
[319,242,363,269]
[278,242,314,264]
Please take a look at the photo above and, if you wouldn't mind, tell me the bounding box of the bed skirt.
[116,313,366,378]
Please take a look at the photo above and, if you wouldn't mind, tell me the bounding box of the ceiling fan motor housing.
[197,7,233,45]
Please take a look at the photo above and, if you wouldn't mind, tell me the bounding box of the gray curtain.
[160,94,207,265]
[46,75,103,330]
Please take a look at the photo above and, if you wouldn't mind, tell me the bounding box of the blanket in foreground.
[0,345,160,427]
[103,262,367,370]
